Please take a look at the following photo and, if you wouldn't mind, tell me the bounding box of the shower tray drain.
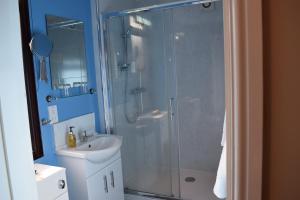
[185,177,196,183]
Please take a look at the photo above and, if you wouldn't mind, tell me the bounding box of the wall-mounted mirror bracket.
[89,88,96,94]
[45,95,57,103]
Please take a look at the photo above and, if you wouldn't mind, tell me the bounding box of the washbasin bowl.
[56,134,122,163]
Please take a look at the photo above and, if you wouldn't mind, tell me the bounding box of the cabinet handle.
[58,179,65,189]
[103,175,108,193]
[110,171,115,188]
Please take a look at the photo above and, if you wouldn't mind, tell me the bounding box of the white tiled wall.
[52,113,95,150]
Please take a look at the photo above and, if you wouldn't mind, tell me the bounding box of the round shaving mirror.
[29,33,53,82]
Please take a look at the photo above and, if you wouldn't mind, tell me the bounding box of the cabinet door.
[107,159,125,200]
[86,169,109,200]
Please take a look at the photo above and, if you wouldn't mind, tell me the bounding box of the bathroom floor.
[125,169,219,200]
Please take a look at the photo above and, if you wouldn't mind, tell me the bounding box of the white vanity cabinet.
[57,151,124,200]
[87,159,124,200]
[52,115,124,200]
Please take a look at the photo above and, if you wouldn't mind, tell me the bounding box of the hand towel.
[213,113,227,199]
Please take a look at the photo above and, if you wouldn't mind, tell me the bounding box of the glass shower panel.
[105,10,179,197]
[169,2,224,200]
[172,1,225,174]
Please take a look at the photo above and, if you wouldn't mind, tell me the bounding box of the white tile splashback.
[53,113,95,150]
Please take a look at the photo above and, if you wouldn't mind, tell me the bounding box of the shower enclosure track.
[125,188,184,200]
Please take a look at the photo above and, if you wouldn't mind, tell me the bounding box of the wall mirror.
[46,15,89,96]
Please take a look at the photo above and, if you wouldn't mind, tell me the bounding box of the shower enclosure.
[100,0,225,199]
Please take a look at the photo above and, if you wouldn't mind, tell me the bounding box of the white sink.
[56,134,122,163]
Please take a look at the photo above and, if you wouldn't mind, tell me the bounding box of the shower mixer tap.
[121,29,131,38]
[119,63,130,71]
[131,87,146,95]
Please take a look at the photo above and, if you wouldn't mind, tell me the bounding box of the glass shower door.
[104,10,180,198]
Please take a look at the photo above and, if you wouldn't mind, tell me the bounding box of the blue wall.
[28,0,101,165]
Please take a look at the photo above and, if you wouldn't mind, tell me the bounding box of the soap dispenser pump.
[67,126,76,148]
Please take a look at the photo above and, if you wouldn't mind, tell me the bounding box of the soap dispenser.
[67,126,76,148]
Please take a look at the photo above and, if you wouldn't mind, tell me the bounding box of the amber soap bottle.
[67,126,76,148]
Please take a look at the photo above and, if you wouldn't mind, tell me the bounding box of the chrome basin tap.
[79,131,92,142]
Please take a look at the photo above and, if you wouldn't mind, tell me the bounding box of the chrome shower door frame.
[98,0,223,199]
